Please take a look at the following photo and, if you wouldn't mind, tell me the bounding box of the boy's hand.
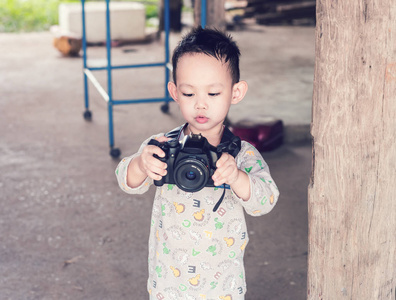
[138,136,170,181]
[212,153,239,187]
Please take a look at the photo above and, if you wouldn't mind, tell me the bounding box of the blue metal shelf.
[81,0,207,157]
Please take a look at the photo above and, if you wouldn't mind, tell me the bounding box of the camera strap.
[213,127,242,212]
[164,124,186,139]
[213,186,226,212]
[216,126,242,158]
[165,123,242,157]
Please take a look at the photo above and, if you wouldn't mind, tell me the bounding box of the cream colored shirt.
[115,133,279,300]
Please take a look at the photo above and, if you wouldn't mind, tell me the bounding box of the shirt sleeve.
[231,141,280,216]
[115,133,164,195]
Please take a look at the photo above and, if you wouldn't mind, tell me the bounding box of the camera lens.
[174,158,209,192]
[186,171,197,180]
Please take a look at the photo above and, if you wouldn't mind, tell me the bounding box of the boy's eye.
[209,93,220,97]
[183,93,194,97]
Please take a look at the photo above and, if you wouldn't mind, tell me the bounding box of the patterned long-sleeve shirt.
[115,132,279,300]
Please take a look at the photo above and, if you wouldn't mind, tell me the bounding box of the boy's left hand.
[212,153,239,187]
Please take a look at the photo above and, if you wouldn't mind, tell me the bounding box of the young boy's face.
[168,53,247,140]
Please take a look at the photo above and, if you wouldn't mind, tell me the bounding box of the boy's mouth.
[195,116,209,124]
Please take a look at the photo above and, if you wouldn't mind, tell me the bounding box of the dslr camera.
[148,134,221,192]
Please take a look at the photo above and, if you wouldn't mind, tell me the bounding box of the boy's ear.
[168,82,179,103]
[231,80,248,104]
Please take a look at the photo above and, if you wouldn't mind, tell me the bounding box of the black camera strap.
[213,186,227,212]
[164,125,183,139]
[165,123,241,157]
[217,126,242,158]
[164,123,242,212]
[213,127,241,212]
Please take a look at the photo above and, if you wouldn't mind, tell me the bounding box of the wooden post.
[308,1,396,299]
[194,0,226,30]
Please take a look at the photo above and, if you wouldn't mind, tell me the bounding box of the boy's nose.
[195,96,208,110]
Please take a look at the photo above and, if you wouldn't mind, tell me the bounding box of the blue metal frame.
[81,0,207,156]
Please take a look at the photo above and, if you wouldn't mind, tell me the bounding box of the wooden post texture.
[194,0,226,30]
[308,0,396,299]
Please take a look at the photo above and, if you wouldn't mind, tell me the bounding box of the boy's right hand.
[138,136,170,181]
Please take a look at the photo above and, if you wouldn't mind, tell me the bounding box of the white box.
[59,2,146,43]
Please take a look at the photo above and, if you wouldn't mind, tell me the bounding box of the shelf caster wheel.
[110,148,121,159]
[160,103,169,114]
[83,110,92,121]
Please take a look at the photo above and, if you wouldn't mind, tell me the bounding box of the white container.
[59,2,146,43]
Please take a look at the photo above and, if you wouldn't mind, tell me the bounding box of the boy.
[115,27,279,299]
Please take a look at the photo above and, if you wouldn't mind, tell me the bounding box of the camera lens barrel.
[173,158,210,192]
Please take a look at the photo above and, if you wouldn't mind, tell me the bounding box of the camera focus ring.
[173,157,210,193]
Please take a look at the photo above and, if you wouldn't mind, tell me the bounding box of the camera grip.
[147,139,165,161]
[148,138,161,147]
[147,139,167,187]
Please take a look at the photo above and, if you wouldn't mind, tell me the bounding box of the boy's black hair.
[171,26,241,85]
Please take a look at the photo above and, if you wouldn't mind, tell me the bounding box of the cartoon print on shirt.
[261,195,268,206]
[172,249,189,265]
[257,159,264,169]
[214,218,224,230]
[173,202,186,214]
[246,150,254,156]
[170,266,181,277]
[193,209,211,227]
[218,260,233,271]
[167,225,186,240]
[151,195,164,219]
[207,245,217,256]
[227,219,243,234]
[224,195,236,211]
[155,266,162,278]
[210,281,219,290]
[206,238,223,257]
[200,261,211,270]
[155,261,168,280]
[177,190,194,200]
[188,275,207,292]
[223,274,237,291]
[163,243,170,254]
[240,240,247,251]
[193,209,205,221]
[245,166,253,173]
[192,248,201,256]
[189,230,202,245]
[224,237,235,247]
[204,195,215,205]
[188,274,201,286]
[164,287,181,300]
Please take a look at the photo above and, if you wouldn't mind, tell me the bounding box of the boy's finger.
[156,135,171,143]
[216,153,228,167]
[148,155,167,170]
[212,170,223,184]
[149,145,166,158]
[147,170,165,181]
[213,177,225,187]
[149,165,167,177]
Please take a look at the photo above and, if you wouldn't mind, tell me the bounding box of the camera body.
[148,134,220,192]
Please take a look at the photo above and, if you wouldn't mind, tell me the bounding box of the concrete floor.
[0,23,314,300]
